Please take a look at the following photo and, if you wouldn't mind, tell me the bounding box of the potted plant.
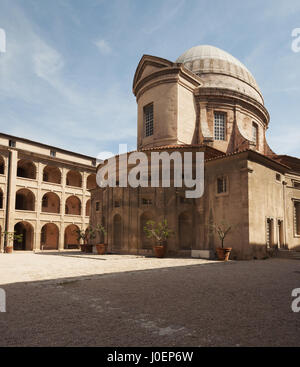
[212,222,232,261]
[94,224,107,255]
[74,229,86,252]
[143,219,174,258]
[1,231,23,253]
[75,227,95,253]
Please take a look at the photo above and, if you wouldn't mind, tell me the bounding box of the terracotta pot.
[96,244,106,255]
[216,247,232,261]
[80,244,85,252]
[5,246,13,254]
[154,245,166,258]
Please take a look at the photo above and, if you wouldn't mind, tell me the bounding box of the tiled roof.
[205,149,290,170]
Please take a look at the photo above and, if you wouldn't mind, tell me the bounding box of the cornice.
[194,87,270,126]
[134,66,201,99]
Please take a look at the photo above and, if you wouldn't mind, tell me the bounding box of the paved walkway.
[0,251,217,285]
[0,253,299,346]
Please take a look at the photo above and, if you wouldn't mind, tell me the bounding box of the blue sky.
[0,0,300,157]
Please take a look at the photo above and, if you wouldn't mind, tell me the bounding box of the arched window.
[66,170,82,188]
[41,223,59,250]
[64,224,80,249]
[15,189,35,211]
[43,166,61,184]
[41,193,60,213]
[87,174,97,190]
[65,195,81,215]
[17,159,36,179]
[14,221,34,250]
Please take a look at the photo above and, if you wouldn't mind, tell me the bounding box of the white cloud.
[94,39,112,54]
[0,2,136,156]
[33,46,64,81]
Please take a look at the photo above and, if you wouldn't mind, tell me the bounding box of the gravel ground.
[0,252,299,347]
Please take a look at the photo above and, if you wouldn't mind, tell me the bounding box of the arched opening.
[65,195,81,215]
[85,199,91,217]
[87,174,97,190]
[64,224,80,249]
[0,189,3,209]
[41,223,59,250]
[17,159,36,179]
[41,192,60,213]
[178,211,193,250]
[15,188,35,211]
[140,211,153,249]
[113,214,122,250]
[14,221,34,250]
[66,170,82,188]
[43,166,61,184]
[0,156,4,175]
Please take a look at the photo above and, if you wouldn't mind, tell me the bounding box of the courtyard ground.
[0,252,299,347]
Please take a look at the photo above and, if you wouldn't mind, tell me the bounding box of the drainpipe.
[4,150,12,251]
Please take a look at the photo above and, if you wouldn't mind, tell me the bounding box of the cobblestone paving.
[0,253,299,346]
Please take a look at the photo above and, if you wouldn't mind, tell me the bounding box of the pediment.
[133,55,173,90]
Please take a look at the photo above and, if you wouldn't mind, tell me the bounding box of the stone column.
[59,222,65,251]
[59,167,67,251]
[6,150,18,246]
[34,162,43,251]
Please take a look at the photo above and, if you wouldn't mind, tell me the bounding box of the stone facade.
[0,133,96,252]
[90,45,300,260]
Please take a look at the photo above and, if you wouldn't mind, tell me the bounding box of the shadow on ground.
[0,258,299,347]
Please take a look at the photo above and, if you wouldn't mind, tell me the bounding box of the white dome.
[176,45,263,104]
